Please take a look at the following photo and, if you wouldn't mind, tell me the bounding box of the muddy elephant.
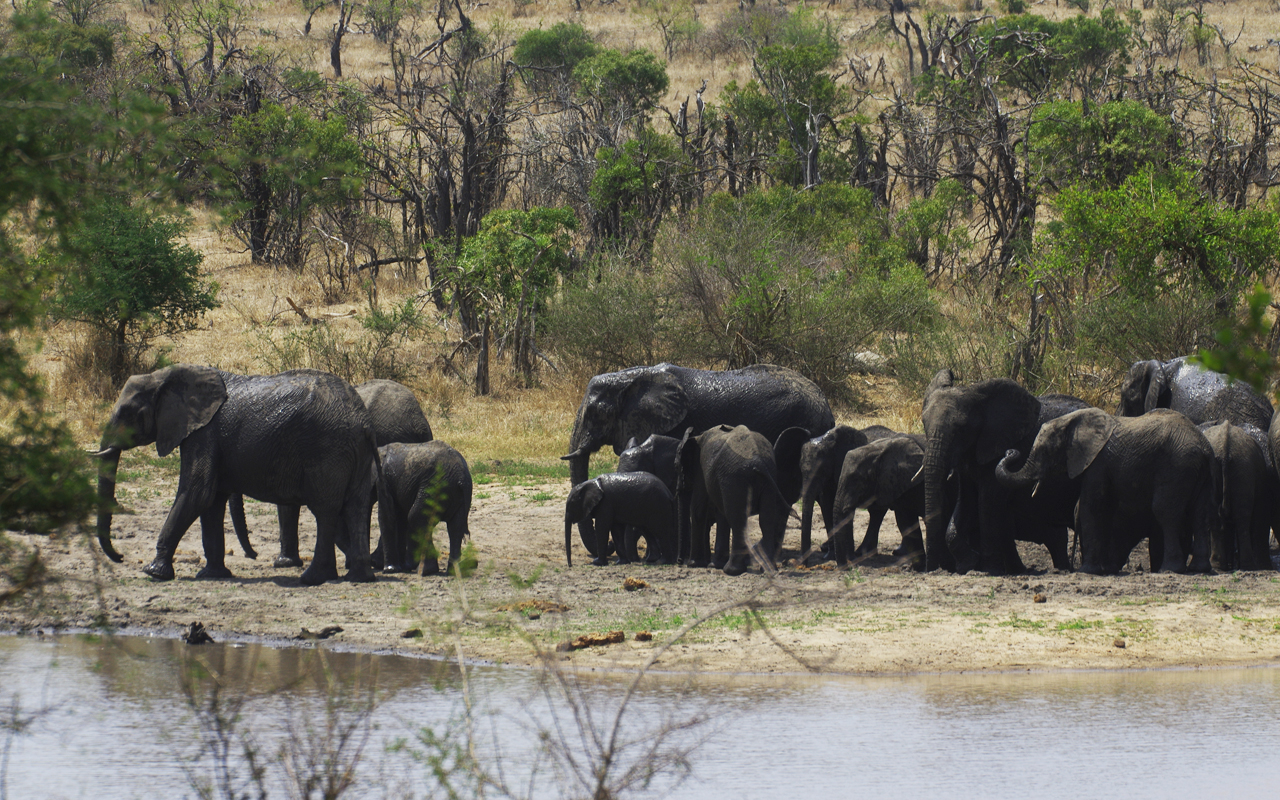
[1199,421,1275,572]
[996,408,1216,574]
[676,424,793,576]
[563,363,833,551]
[617,434,681,494]
[92,366,378,585]
[1119,356,1273,430]
[796,424,897,558]
[920,369,1087,574]
[563,472,676,566]
[227,378,434,567]
[376,441,471,576]
[830,434,927,567]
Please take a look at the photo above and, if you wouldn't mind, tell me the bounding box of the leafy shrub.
[50,200,218,386]
[513,21,599,92]
[573,49,669,112]
[656,185,936,401]
[541,254,666,376]
[1031,100,1177,192]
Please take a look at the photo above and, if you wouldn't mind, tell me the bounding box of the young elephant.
[677,424,793,575]
[830,435,927,568]
[1199,421,1276,572]
[563,473,676,566]
[995,408,1217,574]
[376,441,472,576]
[796,424,898,560]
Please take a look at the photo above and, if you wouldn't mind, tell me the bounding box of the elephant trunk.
[993,448,1038,490]
[94,445,125,563]
[799,496,816,555]
[922,430,959,572]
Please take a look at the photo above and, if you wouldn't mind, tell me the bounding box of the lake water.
[1,633,1277,799]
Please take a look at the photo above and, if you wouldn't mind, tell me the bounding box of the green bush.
[573,49,669,113]
[513,21,599,92]
[541,255,666,375]
[1031,100,1177,192]
[50,199,218,386]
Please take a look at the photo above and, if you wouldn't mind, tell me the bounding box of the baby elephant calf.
[376,441,473,576]
[564,473,676,566]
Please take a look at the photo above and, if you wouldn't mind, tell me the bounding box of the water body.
[1,633,1277,799]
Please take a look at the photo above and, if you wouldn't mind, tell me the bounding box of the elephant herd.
[93,356,1280,584]
[564,358,1280,577]
[92,365,472,584]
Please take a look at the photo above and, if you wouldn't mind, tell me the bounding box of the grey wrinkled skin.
[1198,421,1276,572]
[228,378,434,568]
[1119,357,1273,430]
[830,434,928,568]
[95,366,378,585]
[676,425,793,576]
[920,369,1086,575]
[617,434,681,495]
[796,424,898,559]
[564,472,677,566]
[996,409,1217,575]
[375,441,472,576]
[564,363,834,554]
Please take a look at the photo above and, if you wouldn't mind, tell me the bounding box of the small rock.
[401,628,423,639]
[1033,593,1047,603]
[635,631,653,642]
[623,577,648,591]
[183,621,213,645]
[1113,638,1126,649]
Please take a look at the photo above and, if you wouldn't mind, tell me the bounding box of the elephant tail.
[754,466,802,521]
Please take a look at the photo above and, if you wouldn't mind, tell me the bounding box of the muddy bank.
[4,475,1280,675]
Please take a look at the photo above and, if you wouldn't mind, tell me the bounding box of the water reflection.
[1,634,1278,799]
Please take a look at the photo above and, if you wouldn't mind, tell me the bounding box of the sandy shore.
[5,471,1280,676]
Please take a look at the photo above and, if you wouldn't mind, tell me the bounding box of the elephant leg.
[615,523,635,565]
[830,499,854,566]
[300,510,342,586]
[722,508,752,576]
[893,509,925,570]
[946,479,981,574]
[196,497,233,579]
[273,504,304,569]
[687,494,713,568]
[1151,488,1191,574]
[1077,496,1111,575]
[592,509,615,566]
[144,461,217,581]
[443,515,468,574]
[712,515,730,571]
[405,494,440,575]
[855,505,888,556]
[227,494,257,559]
[976,482,1015,574]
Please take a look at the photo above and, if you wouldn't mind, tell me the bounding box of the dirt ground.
[6,463,1280,678]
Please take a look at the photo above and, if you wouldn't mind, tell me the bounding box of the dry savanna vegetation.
[3,0,1280,675]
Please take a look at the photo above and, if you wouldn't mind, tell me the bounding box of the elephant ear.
[578,480,605,519]
[1143,361,1169,413]
[772,426,810,504]
[975,381,1042,465]
[1066,409,1117,479]
[923,368,955,411]
[676,427,699,494]
[894,438,928,490]
[617,370,688,451]
[154,365,227,457]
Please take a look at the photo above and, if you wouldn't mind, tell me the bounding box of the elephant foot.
[299,563,339,586]
[384,561,418,574]
[685,558,710,569]
[345,564,377,583]
[274,554,304,569]
[591,557,610,567]
[142,555,175,581]
[722,559,749,577]
[142,559,176,582]
[195,564,233,580]
[420,559,441,576]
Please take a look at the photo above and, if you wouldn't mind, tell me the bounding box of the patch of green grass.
[470,459,615,487]
[529,491,556,503]
[474,492,490,499]
[998,613,1046,631]
[627,609,686,631]
[1054,618,1107,632]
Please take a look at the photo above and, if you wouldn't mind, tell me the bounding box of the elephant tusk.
[560,448,586,461]
[86,446,119,458]
[1031,481,1040,498]
[911,464,924,483]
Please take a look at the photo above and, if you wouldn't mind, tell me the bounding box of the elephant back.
[673,364,834,444]
[356,379,434,445]
[1165,358,1272,430]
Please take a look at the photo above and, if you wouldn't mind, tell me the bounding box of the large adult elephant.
[563,363,834,551]
[1119,356,1273,430]
[920,369,1087,574]
[228,377,434,567]
[92,366,378,585]
[996,408,1216,574]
